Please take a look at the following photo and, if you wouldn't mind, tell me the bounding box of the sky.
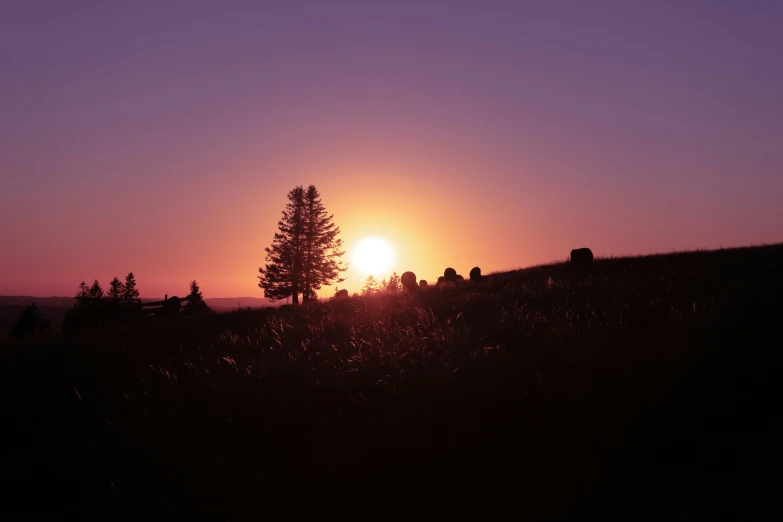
[1,0,781,297]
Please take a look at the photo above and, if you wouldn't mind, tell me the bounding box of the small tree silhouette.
[107,277,125,302]
[385,272,401,292]
[184,279,211,315]
[9,303,50,339]
[65,274,140,331]
[362,275,379,295]
[123,272,140,303]
[75,281,91,307]
[88,279,104,300]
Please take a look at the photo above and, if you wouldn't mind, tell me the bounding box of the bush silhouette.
[570,248,594,266]
[401,271,418,292]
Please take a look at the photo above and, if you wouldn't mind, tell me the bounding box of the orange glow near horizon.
[2,3,782,299]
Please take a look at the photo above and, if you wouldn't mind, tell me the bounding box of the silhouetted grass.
[1,244,782,520]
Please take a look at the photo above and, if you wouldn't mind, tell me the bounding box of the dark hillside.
[2,244,782,520]
[0,297,271,335]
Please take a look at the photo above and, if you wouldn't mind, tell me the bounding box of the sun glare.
[352,237,395,276]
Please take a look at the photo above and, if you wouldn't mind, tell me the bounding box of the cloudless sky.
[1,0,781,297]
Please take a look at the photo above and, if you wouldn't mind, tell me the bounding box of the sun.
[352,237,395,276]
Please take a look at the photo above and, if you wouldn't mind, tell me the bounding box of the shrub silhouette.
[444,268,457,282]
[401,271,418,292]
[469,266,482,282]
[570,248,594,266]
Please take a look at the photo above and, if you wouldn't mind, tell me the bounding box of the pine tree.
[123,272,140,303]
[258,186,307,304]
[75,281,91,307]
[259,185,346,304]
[184,279,211,315]
[385,272,401,292]
[9,303,50,339]
[107,277,125,302]
[65,279,107,331]
[301,185,345,301]
[88,279,104,300]
[362,275,379,295]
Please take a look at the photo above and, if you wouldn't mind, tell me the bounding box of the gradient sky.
[1,1,781,297]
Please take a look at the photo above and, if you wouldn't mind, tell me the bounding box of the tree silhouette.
[184,279,211,315]
[9,303,50,339]
[75,281,91,307]
[259,186,345,305]
[123,272,140,303]
[107,277,125,302]
[302,185,346,302]
[362,275,379,295]
[65,274,139,331]
[259,186,306,304]
[385,272,401,292]
[88,279,104,300]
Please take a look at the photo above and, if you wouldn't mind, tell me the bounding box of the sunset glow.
[0,3,781,299]
[352,237,395,277]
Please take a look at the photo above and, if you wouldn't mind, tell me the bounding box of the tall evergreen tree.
[107,277,125,302]
[259,186,307,304]
[259,185,346,305]
[301,185,346,301]
[123,272,140,303]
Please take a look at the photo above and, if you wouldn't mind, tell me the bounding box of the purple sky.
[1,1,781,297]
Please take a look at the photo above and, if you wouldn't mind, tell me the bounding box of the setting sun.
[352,237,395,276]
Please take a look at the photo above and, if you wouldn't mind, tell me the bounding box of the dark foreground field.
[2,245,782,520]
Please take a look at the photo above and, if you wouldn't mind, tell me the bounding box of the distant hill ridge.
[0,296,271,309]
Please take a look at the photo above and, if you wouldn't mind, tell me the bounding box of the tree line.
[62,274,209,331]
[360,273,401,295]
[258,185,346,305]
[13,184,345,338]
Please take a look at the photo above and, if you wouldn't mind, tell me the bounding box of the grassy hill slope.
[2,244,781,520]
